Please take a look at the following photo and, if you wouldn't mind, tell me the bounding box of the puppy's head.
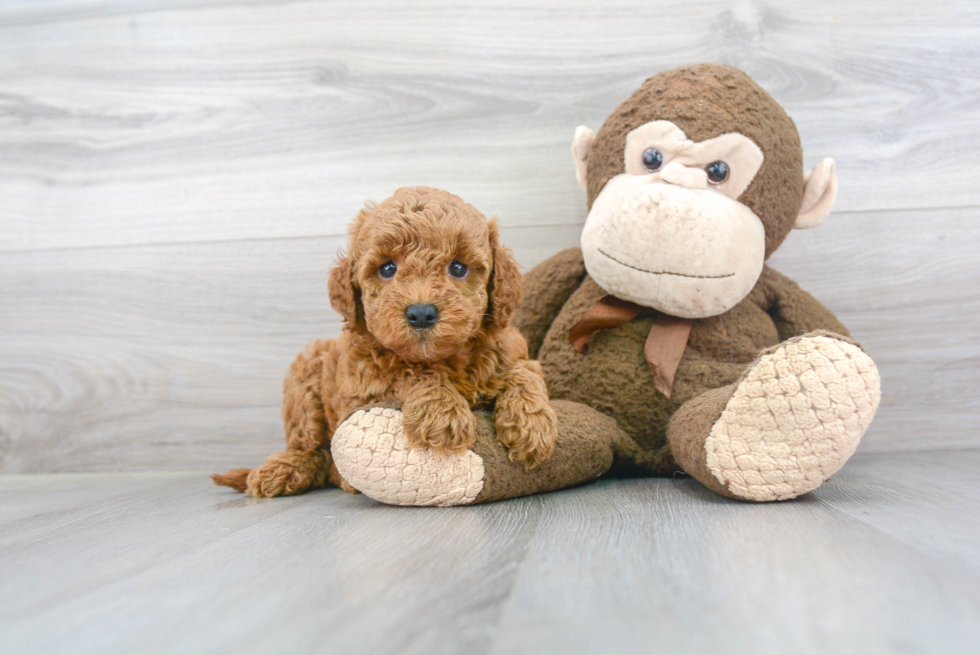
[329,187,521,362]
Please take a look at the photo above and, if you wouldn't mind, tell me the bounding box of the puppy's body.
[214,187,557,498]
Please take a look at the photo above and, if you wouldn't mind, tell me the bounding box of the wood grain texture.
[0,449,978,654]
[1,0,979,252]
[1,0,979,472]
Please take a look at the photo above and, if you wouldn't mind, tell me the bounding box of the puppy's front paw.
[495,397,559,470]
[403,393,477,456]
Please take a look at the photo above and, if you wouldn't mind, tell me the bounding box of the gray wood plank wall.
[1,0,978,472]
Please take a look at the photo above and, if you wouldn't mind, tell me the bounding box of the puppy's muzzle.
[406,303,439,330]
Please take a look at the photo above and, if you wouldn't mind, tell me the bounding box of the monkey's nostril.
[405,303,439,330]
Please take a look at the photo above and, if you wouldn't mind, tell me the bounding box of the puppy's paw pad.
[705,336,880,501]
[332,407,485,506]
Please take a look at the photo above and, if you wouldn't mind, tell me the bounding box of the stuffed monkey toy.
[327,63,881,505]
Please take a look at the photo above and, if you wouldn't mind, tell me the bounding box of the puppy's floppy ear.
[328,206,370,329]
[486,219,522,328]
[328,253,360,328]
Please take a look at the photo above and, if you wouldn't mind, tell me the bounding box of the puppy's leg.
[244,340,355,498]
[244,450,329,498]
[493,359,559,469]
[402,377,477,456]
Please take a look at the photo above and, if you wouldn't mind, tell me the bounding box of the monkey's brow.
[597,248,735,279]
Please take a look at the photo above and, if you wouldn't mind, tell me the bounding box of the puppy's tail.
[211,468,251,492]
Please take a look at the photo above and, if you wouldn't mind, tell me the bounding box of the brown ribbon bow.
[568,295,693,399]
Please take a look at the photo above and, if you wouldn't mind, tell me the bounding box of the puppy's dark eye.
[642,148,664,172]
[706,161,730,184]
[378,261,397,279]
[448,261,468,279]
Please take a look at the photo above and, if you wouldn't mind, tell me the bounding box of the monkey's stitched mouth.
[597,248,735,279]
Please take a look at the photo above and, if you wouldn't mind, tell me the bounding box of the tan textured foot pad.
[331,407,485,507]
[705,336,881,501]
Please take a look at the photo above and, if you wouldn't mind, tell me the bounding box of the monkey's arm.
[512,247,587,358]
[759,266,850,341]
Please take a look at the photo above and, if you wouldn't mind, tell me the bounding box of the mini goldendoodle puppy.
[213,187,558,497]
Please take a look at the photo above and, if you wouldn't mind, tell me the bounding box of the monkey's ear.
[572,126,596,190]
[795,158,838,229]
[328,254,361,328]
[486,219,522,329]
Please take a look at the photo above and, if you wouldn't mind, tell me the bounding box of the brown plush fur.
[213,187,558,497]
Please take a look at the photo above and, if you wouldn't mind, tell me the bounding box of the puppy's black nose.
[406,303,439,329]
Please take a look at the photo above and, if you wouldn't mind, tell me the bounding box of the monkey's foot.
[332,407,485,506]
[331,401,616,507]
[689,332,881,502]
[670,332,881,501]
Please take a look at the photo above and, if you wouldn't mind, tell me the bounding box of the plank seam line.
[1,204,977,256]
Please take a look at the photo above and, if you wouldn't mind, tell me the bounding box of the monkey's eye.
[705,161,730,184]
[448,261,468,279]
[642,148,664,172]
[378,261,397,279]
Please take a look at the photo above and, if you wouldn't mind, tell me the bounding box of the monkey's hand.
[761,266,850,341]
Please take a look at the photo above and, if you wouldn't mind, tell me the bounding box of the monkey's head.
[572,64,838,319]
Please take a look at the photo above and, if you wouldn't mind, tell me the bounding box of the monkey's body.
[507,248,875,501]
[523,249,848,465]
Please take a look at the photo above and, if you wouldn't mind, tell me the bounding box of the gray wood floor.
[2,449,978,655]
